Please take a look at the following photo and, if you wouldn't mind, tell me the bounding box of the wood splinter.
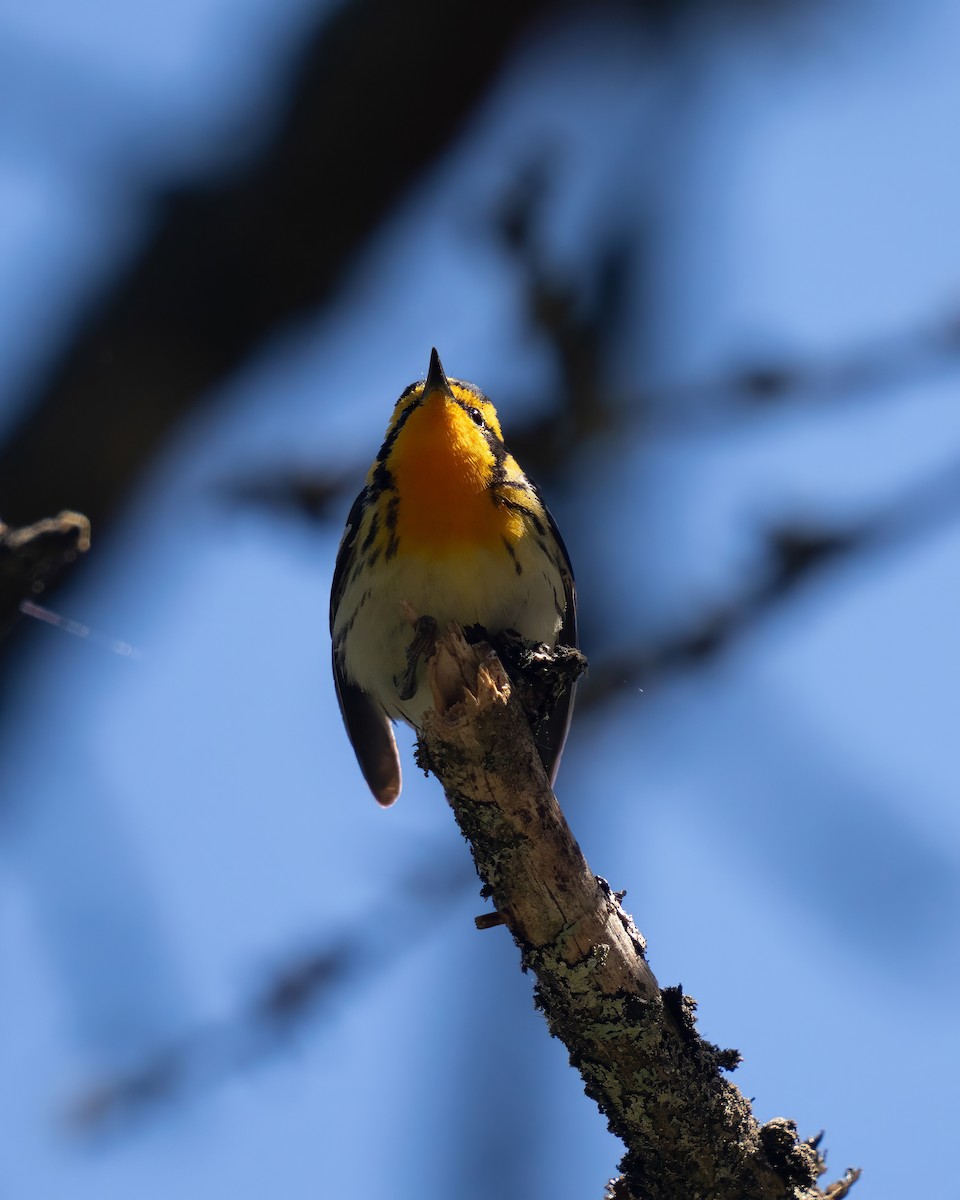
[474,911,507,930]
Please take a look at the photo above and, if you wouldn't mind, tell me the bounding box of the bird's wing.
[330,485,402,806]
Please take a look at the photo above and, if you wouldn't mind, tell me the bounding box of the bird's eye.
[466,407,485,427]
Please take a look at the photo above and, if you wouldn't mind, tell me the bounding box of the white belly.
[335,545,564,726]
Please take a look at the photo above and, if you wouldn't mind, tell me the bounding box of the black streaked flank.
[360,510,379,552]
[383,495,400,560]
[485,436,508,489]
[498,496,547,538]
[370,461,394,496]
[376,395,422,465]
[501,536,523,575]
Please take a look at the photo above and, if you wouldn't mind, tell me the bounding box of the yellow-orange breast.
[386,391,523,551]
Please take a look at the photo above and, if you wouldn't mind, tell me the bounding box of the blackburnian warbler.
[330,349,577,805]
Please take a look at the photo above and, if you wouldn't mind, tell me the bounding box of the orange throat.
[388,397,515,551]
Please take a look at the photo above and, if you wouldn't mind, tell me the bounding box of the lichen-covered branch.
[418,626,853,1200]
[0,511,90,640]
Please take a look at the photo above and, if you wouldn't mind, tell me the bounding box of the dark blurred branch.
[416,626,850,1200]
[494,158,634,459]
[69,941,356,1132]
[583,458,960,705]
[0,512,90,641]
[644,311,960,422]
[496,161,960,462]
[0,0,564,532]
[224,466,356,524]
[224,300,960,527]
[67,854,470,1131]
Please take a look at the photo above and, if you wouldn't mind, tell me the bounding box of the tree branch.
[418,625,853,1200]
[0,0,562,531]
[64,854,473,1131]
[0,511,90,641]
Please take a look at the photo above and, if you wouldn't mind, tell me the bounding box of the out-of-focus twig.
[68,941,356,1132]
[223,303,960,526]
[582,458,960,705]
[66,855,471,1132]
[644,312,960,423]
[495,157,635,453]
[0,512,90,641]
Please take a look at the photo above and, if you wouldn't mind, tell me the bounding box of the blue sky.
[2,1,959,1197]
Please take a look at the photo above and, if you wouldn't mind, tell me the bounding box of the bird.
[330,348,577,805]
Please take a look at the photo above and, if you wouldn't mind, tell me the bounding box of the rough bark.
[418,625,855,1200]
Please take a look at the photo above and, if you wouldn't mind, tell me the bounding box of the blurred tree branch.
[644,311,960,424]
[584,457,960,704]
[224,300,960,525]
[66,853,472,1131]
[0,0,564,533]
[415,625,852,1200]
[0,511,90,641]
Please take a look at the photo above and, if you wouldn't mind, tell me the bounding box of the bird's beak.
[423,347,455,401]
